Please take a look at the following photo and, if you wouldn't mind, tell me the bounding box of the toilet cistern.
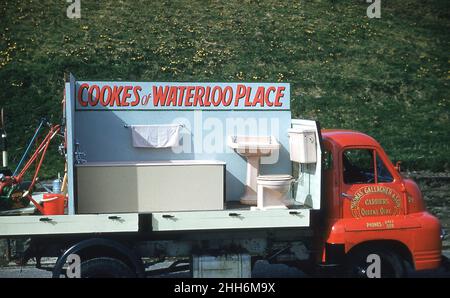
[227,135,280,205]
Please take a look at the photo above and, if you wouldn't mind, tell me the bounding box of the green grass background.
[0,0,449,178]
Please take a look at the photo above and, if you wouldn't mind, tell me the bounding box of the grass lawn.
[0,0,449,178]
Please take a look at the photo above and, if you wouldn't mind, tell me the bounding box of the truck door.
[340,148,404,219]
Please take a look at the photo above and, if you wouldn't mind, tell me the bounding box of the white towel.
[131,124,181,148]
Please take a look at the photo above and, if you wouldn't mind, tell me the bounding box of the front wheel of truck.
[345,248,406,278]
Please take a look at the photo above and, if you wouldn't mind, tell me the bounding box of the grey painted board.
[65,74,76,214]
[151,209,310,231]
[0,213,138,236]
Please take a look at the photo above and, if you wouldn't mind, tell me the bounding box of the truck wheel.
[346,249,406,278]
[80,257,136,278]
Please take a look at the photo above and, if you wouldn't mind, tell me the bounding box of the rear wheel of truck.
[80,257,136,278]
[346,248,406,278]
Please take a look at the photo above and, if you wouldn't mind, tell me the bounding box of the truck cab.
[321,129,442,276]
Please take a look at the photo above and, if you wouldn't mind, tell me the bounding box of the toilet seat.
[257,175,293,186]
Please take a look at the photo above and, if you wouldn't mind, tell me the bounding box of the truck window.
[376,153,394,183]
[343,149,375,184]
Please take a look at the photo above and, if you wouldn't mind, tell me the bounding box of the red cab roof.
[321,129,381,149]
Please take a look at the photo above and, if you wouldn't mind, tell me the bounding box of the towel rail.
[124,124,186,129]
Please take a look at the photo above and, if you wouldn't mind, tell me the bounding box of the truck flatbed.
[0,205,311,237]
[0,213,139,237]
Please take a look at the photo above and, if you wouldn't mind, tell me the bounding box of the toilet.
[256,174,294,210]
[254,128,316,210]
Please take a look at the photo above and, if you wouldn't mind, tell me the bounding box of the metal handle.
[39,217,53,222]
[229,212,241,217]
[341,192,354,199]
[162,214,175,219]
[108,216,121,220]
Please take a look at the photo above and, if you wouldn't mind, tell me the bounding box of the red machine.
[0,119,61,213]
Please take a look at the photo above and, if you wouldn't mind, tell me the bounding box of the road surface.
[0,257,449,278]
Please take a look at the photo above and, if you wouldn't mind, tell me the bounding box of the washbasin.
[227,136,280,156]
[227,136,280,205]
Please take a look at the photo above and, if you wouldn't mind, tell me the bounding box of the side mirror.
[394,161,402,173]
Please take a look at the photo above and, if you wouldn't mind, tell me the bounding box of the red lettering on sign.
[78,83,89,107]
[211,86,222,107]
[194,86,205,106]
[223,86,233,106]
[265,86,276,107]
[274,87,285,107]
[253,87,265,107]
[88,85,100,106]
[177,86,186,106]
[244,87,252,106]
[235,84,246,106]
[100,86,112,106]
[185,86,195,107]
[204,86,211,107]
[153,86,169,106]
[77,84,286,109]
[167,87,177,106]
[110,86,123,107]
[131,86,141,106]
[121,86,132,107]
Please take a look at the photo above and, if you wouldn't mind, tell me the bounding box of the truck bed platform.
[0,213,139,237]
[0,205,310,237]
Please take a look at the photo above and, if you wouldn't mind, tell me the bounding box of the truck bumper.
[413,250,442,271]
[411,212,443,271]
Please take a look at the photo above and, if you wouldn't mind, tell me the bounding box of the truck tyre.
[346,248,406,278]
[80,257,136,278]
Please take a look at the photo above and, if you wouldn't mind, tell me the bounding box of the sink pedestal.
[227,136,281,206]
[240,155,260,205]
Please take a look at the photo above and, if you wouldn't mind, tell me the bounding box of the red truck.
[0,78,444,278]
[0,127,442,278]
[319,129,442,276]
